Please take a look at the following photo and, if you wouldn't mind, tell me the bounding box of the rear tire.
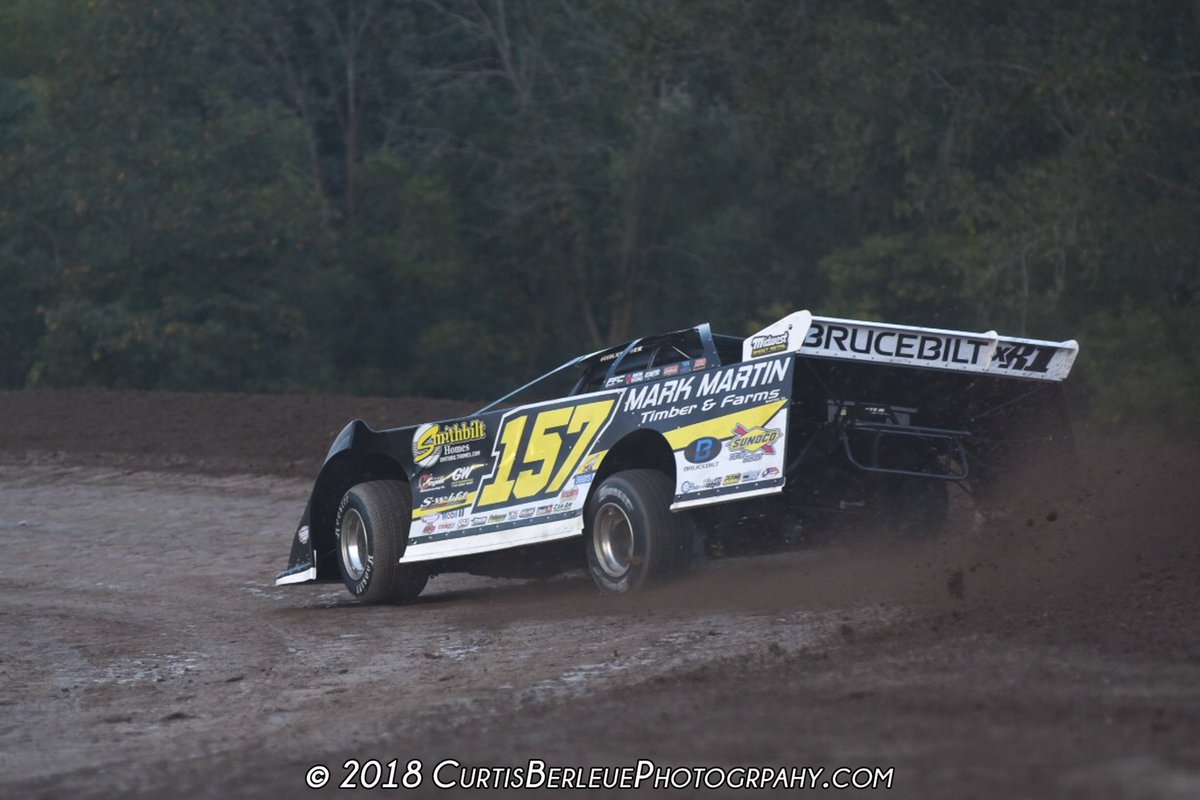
[336,480,428,605]
[585,470,692,593]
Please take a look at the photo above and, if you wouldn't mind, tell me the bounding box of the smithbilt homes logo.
[749,330,790,358]
[413,420,487,467]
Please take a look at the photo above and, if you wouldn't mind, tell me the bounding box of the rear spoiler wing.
[742,311,1078,382]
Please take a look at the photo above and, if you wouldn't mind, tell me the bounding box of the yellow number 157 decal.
[476,398,615,508]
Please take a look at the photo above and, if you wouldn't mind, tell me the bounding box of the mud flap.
[275,560,316,585]
[275,516,317,586]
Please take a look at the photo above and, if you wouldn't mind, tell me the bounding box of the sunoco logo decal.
[413,420,487,468]
[728,424,781,459]
[749,331,790,358]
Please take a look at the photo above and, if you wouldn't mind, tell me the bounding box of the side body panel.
[400,354,795,562]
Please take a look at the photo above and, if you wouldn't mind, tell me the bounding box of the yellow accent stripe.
[662,400,789,450]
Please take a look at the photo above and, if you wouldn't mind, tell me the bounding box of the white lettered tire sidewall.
[335,480,428,605]
[336,492,376,597]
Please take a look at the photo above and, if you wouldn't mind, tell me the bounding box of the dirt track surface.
[1,389,1198,799]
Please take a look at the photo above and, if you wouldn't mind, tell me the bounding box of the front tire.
[585,470,692,593]
[336,480,428,604]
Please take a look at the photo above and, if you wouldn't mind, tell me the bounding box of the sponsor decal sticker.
[574,472,596,485]
[470,516,486,526]
[991,342,1056,374]
[728,423,781,462]
[702,476,722,489]
[456,519,470,529]
[743,469,761,482]
[488,513,507,524]
[749,330,790,358]
[419,491,470,511]
[663,363,681,377]
[684,436,722,464]
[413,420,487,468]
[644,367,662,380]
[518,507,536,519]
[442,445,483,463]
[552,501,573,512]
[452,463,486,484]
[560,486,580,501]
[694,357,708,370]
[623,359,787,415]
[762,466,781,479]
[536,505,553,516]
[681,480,696,493]
[418,473,445,492]
[415,463,487,492]
[507,510,520,521]
[803,323,992,368]
[723,473,742,486]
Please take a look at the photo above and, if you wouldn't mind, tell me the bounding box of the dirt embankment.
[0,387,478,477]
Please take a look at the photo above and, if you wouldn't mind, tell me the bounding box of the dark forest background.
[1,0,1197,429]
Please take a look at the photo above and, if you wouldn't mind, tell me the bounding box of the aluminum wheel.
[339,507,368,581]
[593,502,635,579]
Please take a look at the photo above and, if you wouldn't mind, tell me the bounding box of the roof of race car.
[476,323,743,413]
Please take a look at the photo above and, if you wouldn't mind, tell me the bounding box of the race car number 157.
[476,399,615,508]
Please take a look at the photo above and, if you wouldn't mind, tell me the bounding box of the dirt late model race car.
[276,311,1078,603]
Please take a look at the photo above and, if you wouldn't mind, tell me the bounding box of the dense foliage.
[1,0,1197,427]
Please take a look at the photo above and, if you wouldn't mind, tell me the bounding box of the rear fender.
[588,429,675,506]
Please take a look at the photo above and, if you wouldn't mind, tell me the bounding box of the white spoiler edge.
[743,311,1077,382]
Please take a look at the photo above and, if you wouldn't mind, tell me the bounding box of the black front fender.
[275,420,414,586]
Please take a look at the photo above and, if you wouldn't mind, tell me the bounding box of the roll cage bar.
[475,323,733,415]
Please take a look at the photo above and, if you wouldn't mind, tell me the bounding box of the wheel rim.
[340,508,368,581]
[594,502,635,579]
